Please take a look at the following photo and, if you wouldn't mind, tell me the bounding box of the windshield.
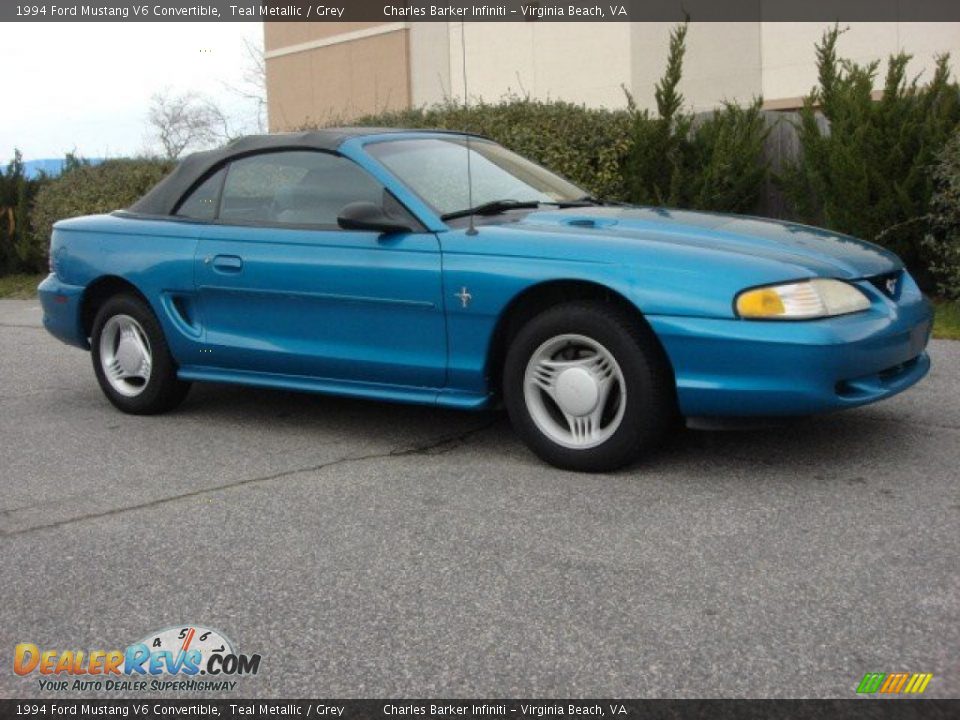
[365,137,585,217]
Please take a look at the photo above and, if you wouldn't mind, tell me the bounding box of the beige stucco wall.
[264,23,411,130]
[444,22,632,108]
[264,22,390,52]
[264,21,960,128]
[760,22,960,106]
[409,22,452,107]
[629,22,762,112]
[440,22,762,111]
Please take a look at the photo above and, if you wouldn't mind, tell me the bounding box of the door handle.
[210,255,243,273]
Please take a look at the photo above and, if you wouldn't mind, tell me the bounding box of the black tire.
[503,301,676,472]
[90,293,191,415]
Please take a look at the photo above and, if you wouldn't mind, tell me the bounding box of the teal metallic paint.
[192,222,447,387]
[38,130,933,418]
[648,274,932,416]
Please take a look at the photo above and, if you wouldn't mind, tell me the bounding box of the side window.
[218,151,388,227]
[175,167,226,221]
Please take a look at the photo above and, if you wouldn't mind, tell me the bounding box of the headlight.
[735,279,870,320]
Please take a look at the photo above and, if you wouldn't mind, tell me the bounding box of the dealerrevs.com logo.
[14,625,262,693]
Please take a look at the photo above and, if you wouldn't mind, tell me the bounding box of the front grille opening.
[835,355,921,397]
[878,356,919,380]
[868,270,902,299]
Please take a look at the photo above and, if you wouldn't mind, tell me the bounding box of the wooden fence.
[754,110,830,219]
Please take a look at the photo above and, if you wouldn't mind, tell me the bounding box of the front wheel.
[503,301,676,472]
[91,294,191,415]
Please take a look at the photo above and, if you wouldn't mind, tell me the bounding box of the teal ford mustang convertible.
[39,129,933,471]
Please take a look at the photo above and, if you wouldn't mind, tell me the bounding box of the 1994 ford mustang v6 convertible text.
[39,129,933,471]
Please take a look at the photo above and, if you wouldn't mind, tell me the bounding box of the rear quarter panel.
[52,214,203,364]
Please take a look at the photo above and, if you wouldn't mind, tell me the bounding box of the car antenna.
[460,21,478,236]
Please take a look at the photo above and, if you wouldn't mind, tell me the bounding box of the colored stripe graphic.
[857,673,886,694]
[880,672,909,693]
[904,673,933,694]
[857,672,933,694]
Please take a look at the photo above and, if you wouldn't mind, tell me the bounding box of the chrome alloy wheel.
[98,314,153,397]
[523,333,626,450]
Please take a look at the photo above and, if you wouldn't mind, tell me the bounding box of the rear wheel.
[503,301,675,472]
[91,294,190,414]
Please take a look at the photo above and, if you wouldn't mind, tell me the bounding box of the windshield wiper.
[441,199,541,221]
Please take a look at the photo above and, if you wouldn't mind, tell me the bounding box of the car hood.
[515,206,901,279]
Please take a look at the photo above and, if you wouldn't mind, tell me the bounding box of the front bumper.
[38,274,88,349]
[648,275,933,417]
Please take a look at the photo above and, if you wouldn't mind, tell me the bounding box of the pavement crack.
[388,421,497,457]
[0,491,92,516]
[0,418,499,538]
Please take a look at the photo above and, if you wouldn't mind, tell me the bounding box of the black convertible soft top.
[128,127,474,217]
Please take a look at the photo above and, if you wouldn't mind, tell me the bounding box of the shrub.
[29,158,174,266]
[924,131,960,299]
[621,22,694,207]
[780,25,960,281]
[688,102,770,213]
[622,22,770,213]
[0,151,48,275]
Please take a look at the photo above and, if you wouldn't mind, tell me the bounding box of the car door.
[190,150,446,389]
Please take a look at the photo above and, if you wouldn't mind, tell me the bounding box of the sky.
[1,22,263,163]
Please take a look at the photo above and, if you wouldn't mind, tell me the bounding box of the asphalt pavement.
[0,298,957,699]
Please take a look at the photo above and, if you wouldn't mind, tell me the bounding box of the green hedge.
[0,152,47,275]
[924,131,960,299]
[28,158,174,267]
[621,22,770,212]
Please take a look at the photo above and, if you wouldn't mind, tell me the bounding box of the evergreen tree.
[622,22,769,213]
[0,150,53,275]
[780,25,960,282]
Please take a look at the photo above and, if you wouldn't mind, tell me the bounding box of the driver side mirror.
[337,202,413,234]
